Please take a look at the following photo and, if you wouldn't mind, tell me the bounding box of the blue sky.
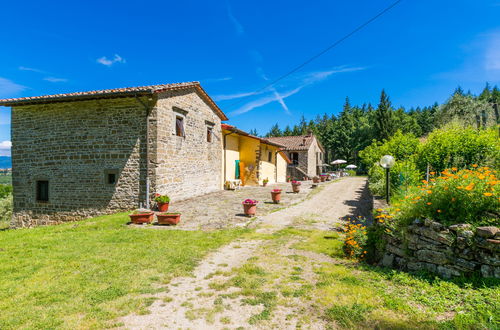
[1,0,500,155]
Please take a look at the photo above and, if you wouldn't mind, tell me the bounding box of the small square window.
[36,180,49,202]
[107,173,116,184]
[105,170,118,185]
[207,127,213,142]
[175,116,185,137]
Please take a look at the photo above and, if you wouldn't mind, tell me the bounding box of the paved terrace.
[133,180,327,230]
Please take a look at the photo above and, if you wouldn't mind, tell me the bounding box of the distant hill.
[0,156,12,169]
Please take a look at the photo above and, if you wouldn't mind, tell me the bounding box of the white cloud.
[230,87,303,116]
[43,77,68,83]
[19,66,46,74]
[226,0,244,36]
[97,54,126,67]
[0,141,11,156]
[214,90,264,101]
[227,65,366,116]
[203,76,233,83]
[0,78,27,98]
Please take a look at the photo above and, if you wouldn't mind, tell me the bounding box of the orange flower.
[426,190,432,194]
[465,185,474,191]
[430,171,435,175]
[484,192,493,197]
[437,209,442,213]
[472,164,478,168]
[427,202,432,205]
[451,198,456,202]
[452,167,457,171]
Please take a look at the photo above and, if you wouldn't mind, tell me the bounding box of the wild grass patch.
[0,212,246,329]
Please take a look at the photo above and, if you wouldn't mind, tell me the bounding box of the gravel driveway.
[121,176,373,329]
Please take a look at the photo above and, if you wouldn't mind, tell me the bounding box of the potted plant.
[326,174,331,181]
[286,175,291,182]
[291,180,301,193]
[157,212,181,225]
[155,194,170,212]
[262,178,269,187]
[271,189,282,203]
[313,176,320,183]
[242,199,258,216]
[320,174,327,182]
[129,209,154,224]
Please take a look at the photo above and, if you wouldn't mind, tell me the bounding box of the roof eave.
[0,90,153,107]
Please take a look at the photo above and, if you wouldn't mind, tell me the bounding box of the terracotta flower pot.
[292,184,301,193]
[157,202,169,212]
[263,182,268,187]
[313,176,320,183]
[320,176,326,182]
[271,190,282,203]
[129,212,154,224]
[243,203,257,216]
[157,213,181,225]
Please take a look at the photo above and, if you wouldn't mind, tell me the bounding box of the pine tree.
[374,90,394,141]
[265,123,282,137]
[249,128,259,136]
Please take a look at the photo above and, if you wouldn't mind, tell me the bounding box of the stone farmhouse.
[0,82,228,227]
[266,133,325,179]
[222,124,290,186]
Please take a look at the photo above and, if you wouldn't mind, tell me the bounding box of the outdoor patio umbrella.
[346,164,357,169]
[330,159,347,165]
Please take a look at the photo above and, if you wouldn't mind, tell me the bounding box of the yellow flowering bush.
[392,166,499,226]
[343,221,368,260]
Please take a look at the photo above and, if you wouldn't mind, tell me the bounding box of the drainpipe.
[274,150,279,183]
[135,95,151,209]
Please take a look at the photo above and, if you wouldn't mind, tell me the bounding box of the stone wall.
[11,97,151,227]
[151,88,223,201]
[379,219,499,278]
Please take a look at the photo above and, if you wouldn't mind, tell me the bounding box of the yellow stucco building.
[222,124,290,186]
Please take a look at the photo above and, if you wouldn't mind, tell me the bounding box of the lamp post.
[380,155,395,204]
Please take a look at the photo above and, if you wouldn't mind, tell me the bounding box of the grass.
[207,227,499,328]
[289,229,500,329]
[0,174,11,185]
[0,212,247,329]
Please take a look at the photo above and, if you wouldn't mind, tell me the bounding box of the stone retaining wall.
[379,219,499,278]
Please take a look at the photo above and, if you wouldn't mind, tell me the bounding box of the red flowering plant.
[291,180,301,185]
[154,194,170,204]
[242,199,258,205]
[271,189,282,193]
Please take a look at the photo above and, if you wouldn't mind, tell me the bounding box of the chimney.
[302,137,307,145]
[307,130,313,137]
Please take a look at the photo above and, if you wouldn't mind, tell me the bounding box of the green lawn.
[0,213,247,329]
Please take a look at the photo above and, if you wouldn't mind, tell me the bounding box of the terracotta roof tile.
[0,81,228,120]
[264,135,315,151]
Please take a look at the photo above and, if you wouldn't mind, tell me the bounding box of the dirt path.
[120,177,372,329]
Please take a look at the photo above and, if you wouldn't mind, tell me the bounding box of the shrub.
[0,184,12,199]
[390,166,499,226]
[154,194,170,204]
[342,222,368,260]
[359,130,419,169]
[416,126,499,173]
[367,159,421,197]
[0,194,13,228]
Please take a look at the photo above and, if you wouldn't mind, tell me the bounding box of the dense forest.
[259,84,500,168]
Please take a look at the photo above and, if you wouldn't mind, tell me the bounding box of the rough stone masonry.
[379,219,500,279]
[7,86,224,227]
